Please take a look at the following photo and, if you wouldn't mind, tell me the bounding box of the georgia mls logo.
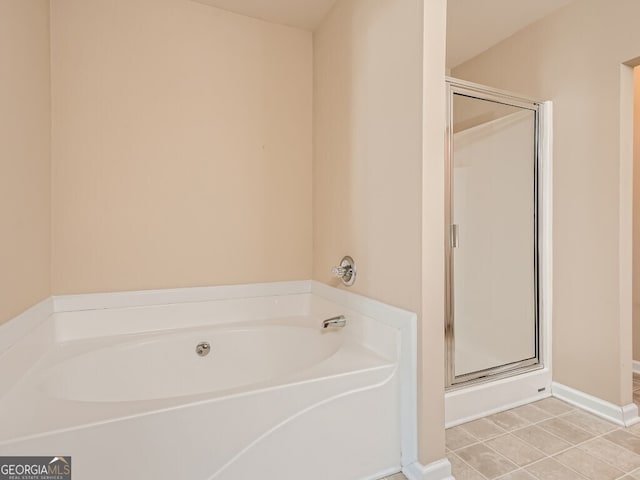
[0,456,71,480]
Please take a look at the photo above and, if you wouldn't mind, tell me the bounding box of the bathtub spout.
[322,315,346,329]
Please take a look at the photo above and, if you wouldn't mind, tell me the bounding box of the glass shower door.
[446,79,541,387]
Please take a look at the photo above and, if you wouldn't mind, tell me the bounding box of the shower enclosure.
[445,78,543,389]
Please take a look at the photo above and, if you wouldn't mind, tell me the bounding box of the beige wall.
[421,0,448,464]
[453,0,640,406]
[313,0,444,463]
[313,0,423,322]
[0,0,51,325]
[634,67,640,361]
[50,0,313,294]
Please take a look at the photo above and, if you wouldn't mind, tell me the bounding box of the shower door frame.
[445,77,544,389]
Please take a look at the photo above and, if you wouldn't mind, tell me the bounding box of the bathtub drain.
[195,342,211,357]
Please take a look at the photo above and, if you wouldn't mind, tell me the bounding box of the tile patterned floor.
[381,376,640,480]
[446,396,640,480]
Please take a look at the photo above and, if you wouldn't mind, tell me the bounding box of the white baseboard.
[633,360,640,375]
[0,298,53,356]
[402,459,453,480]
[552,382,640,427]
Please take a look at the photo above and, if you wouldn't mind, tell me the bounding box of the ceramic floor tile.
[447,425,479,451]
[457,443,518,479]
[486,434,545,467]
[512,425,572,455]
[460,417,508,440]
[497,470,537,480]
[508,404,554,424]
[537,418,593,444]
[525,458,586,480]
[559,409,618,435]
[488,411,532,431]
[443,399,640,480]
[448,452,487,480]
[530,398,574,416]
[628,423,640,437]
[605,430,640,455]
[554,447,623,480]
[578,437,640,472]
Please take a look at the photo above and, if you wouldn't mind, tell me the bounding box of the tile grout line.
[448,398,640,480]
[451,402,566,479]
[551,412,640,472]
[525,457,589,480]
[450,403,562,479]
[524,428,624,480]
[454,420,510,479]
[445,392,640,480]
[571,433,640,476]
[447,451,492,480]
[492,417,623,479]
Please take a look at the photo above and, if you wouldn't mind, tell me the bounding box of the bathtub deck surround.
[0,281,418,480]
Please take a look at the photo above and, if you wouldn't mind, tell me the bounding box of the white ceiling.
[447,0,574,69]
[190,0,338,31]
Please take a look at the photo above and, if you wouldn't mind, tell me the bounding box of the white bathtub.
[0,281,417,480]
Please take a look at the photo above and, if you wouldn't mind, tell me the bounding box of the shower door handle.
[451,224,459,248]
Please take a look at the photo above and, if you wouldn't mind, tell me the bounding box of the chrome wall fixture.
[332,256,357,286]
[195,341,211,357]
[322,315,347,328]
